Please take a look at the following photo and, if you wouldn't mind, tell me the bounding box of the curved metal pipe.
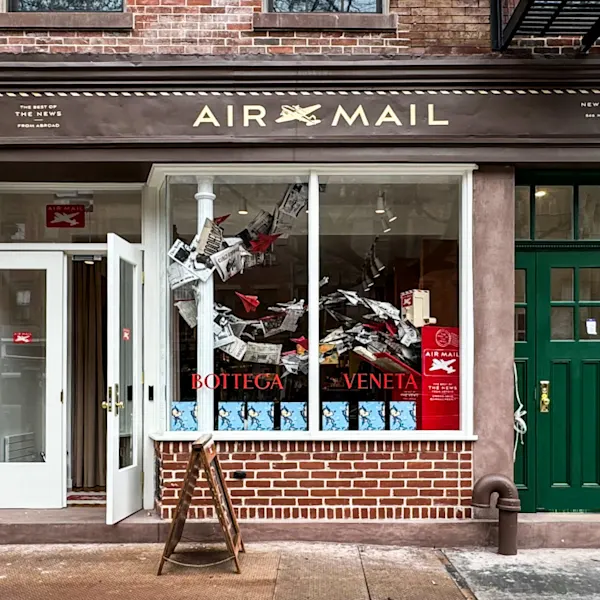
[472,474,520,556]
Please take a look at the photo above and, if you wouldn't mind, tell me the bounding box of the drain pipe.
[472,474,521,556]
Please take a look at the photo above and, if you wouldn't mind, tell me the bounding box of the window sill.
[0,12,133,30]
[150,431,478,442]
[252,13,398,32]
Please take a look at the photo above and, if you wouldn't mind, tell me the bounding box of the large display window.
[159,166,474,440]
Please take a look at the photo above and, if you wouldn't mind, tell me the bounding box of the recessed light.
[535,190,547,198]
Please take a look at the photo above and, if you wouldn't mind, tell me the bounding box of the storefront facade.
[0,60,598,535]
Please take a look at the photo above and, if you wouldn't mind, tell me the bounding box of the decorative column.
[195,177,215,432]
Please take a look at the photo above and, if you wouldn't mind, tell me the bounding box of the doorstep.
[0,508,600,547]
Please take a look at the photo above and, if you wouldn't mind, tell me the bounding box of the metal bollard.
[472,474,521,556]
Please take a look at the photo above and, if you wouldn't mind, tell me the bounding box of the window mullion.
[308,170,320,434]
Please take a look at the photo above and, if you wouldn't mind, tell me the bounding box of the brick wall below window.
[154,440,473,520]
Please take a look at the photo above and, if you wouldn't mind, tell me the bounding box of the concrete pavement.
[0,542,599,600]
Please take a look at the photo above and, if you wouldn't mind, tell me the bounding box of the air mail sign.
[3,89,600,144]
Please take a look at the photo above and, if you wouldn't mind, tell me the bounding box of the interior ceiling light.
[375,192,386,214]
[238,197,248,215]
[363,271,375,289]
[381,217,391,234]
[535,189,547,198]
[369,258,380,279]
[372,253,386,273]
[385,206,397,222]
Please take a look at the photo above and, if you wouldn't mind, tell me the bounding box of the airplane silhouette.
[430,358,457,374]
[50,211,81,226]
[275,104,322,126]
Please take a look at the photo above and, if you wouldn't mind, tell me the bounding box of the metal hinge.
[141,372,144,385]
[60,390,64,404]
[141,471,144,488]
[141,271,145,285]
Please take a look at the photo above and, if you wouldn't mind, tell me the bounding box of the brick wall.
[0,0,491,55]
[155,440,474,520]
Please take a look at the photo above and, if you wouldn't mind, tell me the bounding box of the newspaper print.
[175,300,197,328]
[196,219,223,258]
[243,342,282,365]
[279,183,308,219]
[211,243,244,282]
[220,337,248,361]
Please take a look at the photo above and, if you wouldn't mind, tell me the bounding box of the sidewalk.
[0,542,599,600]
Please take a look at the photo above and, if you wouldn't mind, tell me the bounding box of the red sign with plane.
[13,332,32,344]
[46,204,86,228]
[420,326,460,430]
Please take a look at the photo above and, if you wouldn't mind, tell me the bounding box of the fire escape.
[491,0,600,53]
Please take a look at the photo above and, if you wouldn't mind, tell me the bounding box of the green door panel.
[536,252,600,511]
[514,252,537,513]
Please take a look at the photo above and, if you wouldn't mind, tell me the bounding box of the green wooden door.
[516,250,600,511]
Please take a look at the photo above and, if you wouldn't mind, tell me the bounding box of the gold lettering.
[193,105,220,127]
[374,105,402,127]
[227,105,234,127]
[410,104,417,126]
[427,104,449,126]
[243,105,266,127]
[331,105,369,127]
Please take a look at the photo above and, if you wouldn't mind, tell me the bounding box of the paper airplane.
[250,233,281,253]
[215,214,231,226]
[235,292,260,313]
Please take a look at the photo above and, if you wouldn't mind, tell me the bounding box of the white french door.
[105,234,143,525]
[0,252,65,508]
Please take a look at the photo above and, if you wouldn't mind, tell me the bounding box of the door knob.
[540,380,550,413]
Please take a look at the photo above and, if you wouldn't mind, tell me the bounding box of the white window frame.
[146,163,477,442]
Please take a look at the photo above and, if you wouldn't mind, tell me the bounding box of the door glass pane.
[579,306,600,340]
[579,306,600,341]
[119,259,134,469]
[580,268,600,301]
[579,186,600,240]
[551,268,574,301]
[515,307,526,341]
[0,270,46,462]
[515,269,526,302]
[551,307,574,340]
[515,186,531,240]
[535,186,573,240]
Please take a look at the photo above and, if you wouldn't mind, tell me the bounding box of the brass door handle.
[540,380,550,413]
[102,386,113,412]
[114,383,121,415]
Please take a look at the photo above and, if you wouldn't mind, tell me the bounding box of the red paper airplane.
[385,321,398,336]
[291,336,309,351]
[214,214,231,226]
[235,291,260,313]
[364,322,385,332]
[250,233,281,254]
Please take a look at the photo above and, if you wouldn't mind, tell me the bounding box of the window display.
[167,173,462,434]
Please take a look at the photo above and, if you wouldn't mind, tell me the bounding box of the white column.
[195,177,215,433]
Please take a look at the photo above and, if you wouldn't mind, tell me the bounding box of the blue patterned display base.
[358,401,386,431]
[280,402,308,431]
[217,401,245,431]
[170,401,198,432]
[321,401,350,431]
[247,402,275,431]
[389,401,417,431]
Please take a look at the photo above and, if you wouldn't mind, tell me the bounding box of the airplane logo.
[13,332,32,344]
[46,204,86,228]
[275,104,322,127]
[50,211,81,227]
[429,358,457,374]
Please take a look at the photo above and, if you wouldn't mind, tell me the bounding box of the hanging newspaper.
[167,239,215,282]
[167,262,199,289]
[196,219,223,258]
[270,206,295,239]
[245,210,274,240]
[243,342,282,365]
[214,322,236,349]
[175,300,197,328]
[211,243,244,282]
[279,183,308,218]
[220,337,248,361]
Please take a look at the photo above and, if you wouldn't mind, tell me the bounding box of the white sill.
[149,430,478,442]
